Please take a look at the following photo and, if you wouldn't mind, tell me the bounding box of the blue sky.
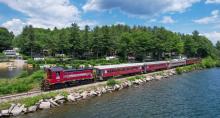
[0,0,220,44]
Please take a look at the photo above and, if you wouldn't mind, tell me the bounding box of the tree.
[69,23,81,58]
[0,27,13,52]
[216,41,220,51]
[12,24,219,60]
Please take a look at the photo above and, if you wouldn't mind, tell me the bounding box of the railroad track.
[0,90,42,102]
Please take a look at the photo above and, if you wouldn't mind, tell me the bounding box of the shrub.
[176,67,183,75]
[134,75,145,80]
[0,70,45,95]
[107,79,118,86]
[127,77,136,81]
[17,71,29,78]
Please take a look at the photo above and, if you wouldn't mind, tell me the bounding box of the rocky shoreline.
[0,69,176,117]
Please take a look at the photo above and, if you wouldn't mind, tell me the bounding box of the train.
[41,58,201,90]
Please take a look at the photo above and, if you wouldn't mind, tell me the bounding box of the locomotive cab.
[42,67,64,90]
[46,67,64,83]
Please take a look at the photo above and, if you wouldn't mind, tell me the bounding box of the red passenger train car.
[41,67,94,90]
[144,61,169,72]
[41,58,201,90]
[186,58,201,65]
[94,63,144,80]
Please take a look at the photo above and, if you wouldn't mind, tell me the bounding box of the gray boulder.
[22,107,27,113]
[54,95,65,102]
[11,104,25,116]
[114,84,121,90]
[81,91,88,99]
[56,99,65,104]
[89,90,97,97]
[101,87,107,93]
[1,109,9,116]
[28,105,37,112]
[67,94,76,102]
[49,99,60,107]
[8,103,16,113]
[39,101,51,109]
[73,93,82,100]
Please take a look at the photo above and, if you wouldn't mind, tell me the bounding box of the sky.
[0,0,220,44]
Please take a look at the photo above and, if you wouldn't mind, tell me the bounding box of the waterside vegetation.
[176,57,220,74]
[0,70,44,95]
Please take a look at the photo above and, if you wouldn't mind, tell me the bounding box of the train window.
[56,72,60,79]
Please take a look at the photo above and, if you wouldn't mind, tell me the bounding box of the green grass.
[176,57,220,75]
[106,79,118,86]
[0,70,45,95]
[127,77,136,81]
[127,75,145,81]
[0,91,68,110]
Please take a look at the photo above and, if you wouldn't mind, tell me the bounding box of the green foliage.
[107,79,118,86]
[216,41,220,51]
[0,27,13,52]
[27,57,121,68]
[17,71,29,78]
[0,70,44,95]
[135,75,144,80]
[176,57,219,75]
[127,75,144,81]
[13,24,219,61]
[127,77,136,81]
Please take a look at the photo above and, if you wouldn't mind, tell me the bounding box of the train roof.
[144,61,169,65]
[64,68,93,72]
[169,59,186,62]
[94,63,144,70]
[48,67,64,72]
[94,61,169,70]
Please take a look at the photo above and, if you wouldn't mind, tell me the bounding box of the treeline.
[1,24,220,61]
[0,27,14,52]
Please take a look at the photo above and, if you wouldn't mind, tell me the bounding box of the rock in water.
[54,95,65,102]
[67,94,76,102]
[1,109,9,116]
[49,99,60,107]
[89,90,97,97]
[114,84,120,90]
[28,105,37,112]
[11,104,25,116]
[81,91,88,99]
[8,103,16,113]
[39,102,51,109]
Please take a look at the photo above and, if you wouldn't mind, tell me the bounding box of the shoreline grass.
[0,70,45,95]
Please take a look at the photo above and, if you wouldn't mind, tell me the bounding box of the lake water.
[0,60,32,79]
[19,68,220,118]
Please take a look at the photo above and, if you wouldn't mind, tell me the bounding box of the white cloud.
[83,0,200,16]
[193,10,219,24]
[161,16,175,24]
[203,31,220,44]
[2,19,26,35]
[0,0,97,35]
[149,19,157,22]
[205,0,220,4]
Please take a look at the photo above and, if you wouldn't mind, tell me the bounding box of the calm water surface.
[19,68,220,118]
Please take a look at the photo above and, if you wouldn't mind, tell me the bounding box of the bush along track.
[0,70,44,95]
[176,57,220,75]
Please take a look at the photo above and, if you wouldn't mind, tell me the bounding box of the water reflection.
[0,59,33,79]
